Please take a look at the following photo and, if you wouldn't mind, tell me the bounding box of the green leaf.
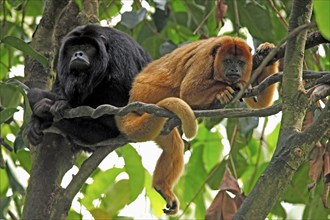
[25,0,44,16]
[90,208,112,219]
[121,8,147,29]
[145,171,165,217]
[240,162,268,194]
[82,167,123,209]
[270,201,286,219]
[104,179,131,215]
[5,162,25,195]
[141,35,164,59]
[195,191,206,219]
[16,149,32,172]
[194,125,223,172]
[121,145,145,202]
[282,163,309,204]
[67,210,82,220]
[207,161,227,190]
[226,1,274,42]
[314,1,330,40]
[159,41,177,56]
[0,108,18,124]
[182,145,207,204]
[152,8,169,32]
[267,123,280,152]
[100,1,122,19]
[302,181,330,219]
[0,169,9,198]
[1,36,48,67]
[239,116,259,137]
[170,1,186,12]
[0,82,22,108]
[0,196,11,219]
[14,129,27,151]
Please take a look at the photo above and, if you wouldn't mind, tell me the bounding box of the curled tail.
[115,97,197,141]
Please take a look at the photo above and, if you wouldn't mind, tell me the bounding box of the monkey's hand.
[32,98,54,119]
[256,42,275,54]
[253,42,276,71]
[216,86,235,105]
[235,80,248,91]
[50,99,70,118]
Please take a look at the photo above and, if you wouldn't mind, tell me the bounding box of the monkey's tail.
[115,97,197,141]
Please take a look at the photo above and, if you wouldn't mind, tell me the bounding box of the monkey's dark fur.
[26,24,151,147]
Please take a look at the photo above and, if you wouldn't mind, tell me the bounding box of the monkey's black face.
[222,57,246,83]
[68,44,96,71]
[57,26,110,104]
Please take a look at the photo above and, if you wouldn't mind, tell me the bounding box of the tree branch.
[299,100,330,148]
[252,31,330,70]
[50,141,121,219]
[43,70,330,148]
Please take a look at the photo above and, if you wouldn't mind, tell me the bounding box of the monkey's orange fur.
[244,43,279,108]
[115,36,278,215]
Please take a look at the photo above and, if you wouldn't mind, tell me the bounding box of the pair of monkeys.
[27,25,278,215]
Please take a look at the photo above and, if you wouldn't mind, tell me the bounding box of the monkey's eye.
[238,60,246,66]
[224,59,233,64]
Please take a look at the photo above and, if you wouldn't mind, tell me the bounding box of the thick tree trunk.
[22,135,75,219]
[234,0,317,219]
[22,0,98,219]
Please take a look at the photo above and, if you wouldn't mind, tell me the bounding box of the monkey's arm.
[27,88,59,119]
[244,43,279,108]
[25,88,60,145]
[180,74,239,110]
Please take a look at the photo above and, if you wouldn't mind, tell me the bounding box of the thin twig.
[193,7,215,35]
[232,0,240,35]
[229,123,238,179]
[268,0,288,28]
[247,117,268,192]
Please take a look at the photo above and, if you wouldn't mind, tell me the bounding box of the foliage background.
[0,0,329,219]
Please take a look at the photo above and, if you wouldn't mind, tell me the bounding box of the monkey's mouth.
[70,57,90,71]
[226,74,241,82]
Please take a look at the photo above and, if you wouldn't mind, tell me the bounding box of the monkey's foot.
[154,187,179,215]
[216,86,235,104]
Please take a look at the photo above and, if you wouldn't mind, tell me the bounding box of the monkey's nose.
[74,51,84,57]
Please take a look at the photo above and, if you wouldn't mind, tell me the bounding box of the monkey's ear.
[100,35,107,43]
[211,44,221,56]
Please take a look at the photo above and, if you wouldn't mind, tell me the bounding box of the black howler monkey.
[26,24,151,146]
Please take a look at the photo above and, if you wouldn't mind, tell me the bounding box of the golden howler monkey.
[115,36,278,215]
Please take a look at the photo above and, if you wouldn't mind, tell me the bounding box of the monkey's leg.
[153,128,184,215]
